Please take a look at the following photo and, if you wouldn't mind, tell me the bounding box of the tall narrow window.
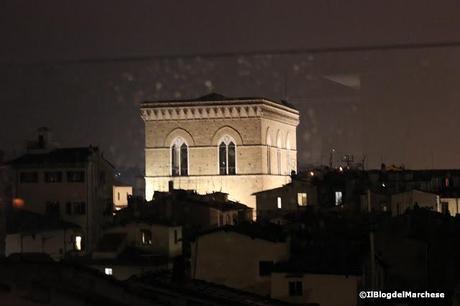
[180,143,188,176]
[286,136,291,174]
[267,147,271,174]
[171,144,178,176]
[276,131,282,175]
[335,191,343,206]
[219,142,227,175]
[141,230,152,245]
[218,136,236,175]
[45,171,62,183]
[228,142,236,175]
[266,134,272,174]
[174,229,179,243]
[74,235,83,251]
[171,138,188,176]
[286,151,290,175]
[289,281,303,296]
[297,193,308,206]
[277,149,281,175]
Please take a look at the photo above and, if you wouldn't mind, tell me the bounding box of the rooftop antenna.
[361,154,367,170]
[329,148,335,168]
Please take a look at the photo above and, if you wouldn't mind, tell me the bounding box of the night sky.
[2,0,460,175]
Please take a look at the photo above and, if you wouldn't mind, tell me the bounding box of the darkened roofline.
[273,261,362,276]
[6,146,116,170]
[192,222,287,243]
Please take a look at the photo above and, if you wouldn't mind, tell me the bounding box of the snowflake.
[204,80,213,88]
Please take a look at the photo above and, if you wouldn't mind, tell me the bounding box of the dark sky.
[2,0,460,173]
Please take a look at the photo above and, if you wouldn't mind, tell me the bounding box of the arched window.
[219,142,226,174]
[277,149,281,175]
[286,137,291,174]
[171,138,188,176]
[266,136,271,174]
[218,136,236,175]
[276,131,282,175]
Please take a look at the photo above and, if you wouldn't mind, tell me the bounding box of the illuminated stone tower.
[140,93,299,213]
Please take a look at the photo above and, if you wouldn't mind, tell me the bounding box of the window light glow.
[75,235,82,251]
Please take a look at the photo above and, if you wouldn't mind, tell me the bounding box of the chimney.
[37,127,50,149]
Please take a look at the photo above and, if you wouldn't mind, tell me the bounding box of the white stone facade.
[141,94,300,211]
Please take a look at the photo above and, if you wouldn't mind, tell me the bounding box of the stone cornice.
[140,100,300,126]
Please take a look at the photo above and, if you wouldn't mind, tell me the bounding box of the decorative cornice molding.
[140,101,299,126]
[141,104,261,121]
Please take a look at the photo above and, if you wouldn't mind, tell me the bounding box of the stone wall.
[142,98,300,212]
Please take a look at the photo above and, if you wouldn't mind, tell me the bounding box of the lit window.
[104,267,112,275]
[171,137,188,176]
[277,197,282,209]
[141,230,152,245]
[12,198,25,208]
[74,235,82,251]
[335,191,343,206]
[297,193,307,206]
[218,136,236,175]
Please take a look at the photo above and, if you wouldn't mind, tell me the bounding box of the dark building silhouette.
[5,129,116,253]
